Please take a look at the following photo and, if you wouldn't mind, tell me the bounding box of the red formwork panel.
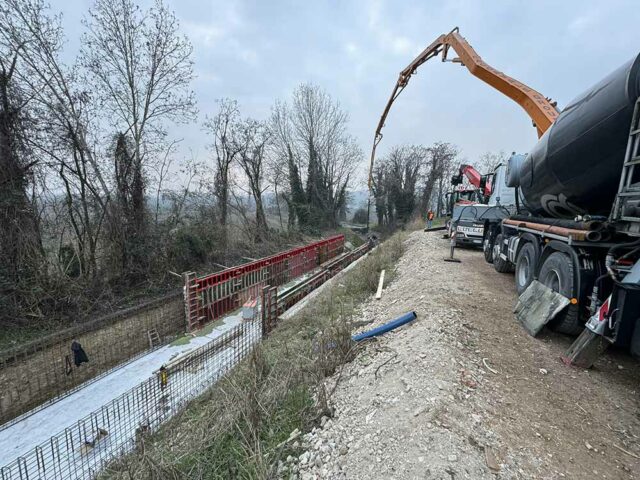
[192,235,345,325]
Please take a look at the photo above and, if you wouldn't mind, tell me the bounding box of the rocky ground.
[278,230,640,479]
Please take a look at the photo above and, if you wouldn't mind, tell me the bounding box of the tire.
[515,242,536,294]
[538,252,583,335]
[492,233,513,273]
[483,229,495,264]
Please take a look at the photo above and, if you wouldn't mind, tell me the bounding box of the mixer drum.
[517,53,640,218]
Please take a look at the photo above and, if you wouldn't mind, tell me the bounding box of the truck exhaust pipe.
[585,220,605,232]
[586,230,602,242]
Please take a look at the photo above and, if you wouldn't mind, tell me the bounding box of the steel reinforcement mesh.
[0,292,185,427]
[0,319,262,480]
[0,235,365,480]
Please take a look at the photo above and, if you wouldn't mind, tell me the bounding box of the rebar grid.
[0,236,367,480]
[0,320,262,480]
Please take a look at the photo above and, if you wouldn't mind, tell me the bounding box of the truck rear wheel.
[538,252,583,335]
[492,234,513,273]
[483,229,495,264]
[515,242,536,294]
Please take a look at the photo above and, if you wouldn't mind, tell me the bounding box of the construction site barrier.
[184,235,345,331]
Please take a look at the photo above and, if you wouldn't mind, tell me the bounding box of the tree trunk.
[274,183,284,230]
[0,71,44,321]
[254,193,268,240]
[437,177,444,215]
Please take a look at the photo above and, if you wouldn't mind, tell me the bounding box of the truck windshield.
[453,205,481,221]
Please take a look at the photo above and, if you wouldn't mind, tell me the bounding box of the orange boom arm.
[368,27,559,189]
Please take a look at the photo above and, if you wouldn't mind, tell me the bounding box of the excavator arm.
[368,27,559,189]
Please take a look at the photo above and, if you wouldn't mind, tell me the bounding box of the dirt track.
[289,230,640,479]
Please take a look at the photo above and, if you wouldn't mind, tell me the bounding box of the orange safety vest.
[427,211,434,220]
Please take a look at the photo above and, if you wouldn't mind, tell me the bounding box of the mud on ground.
[286,231,640,480]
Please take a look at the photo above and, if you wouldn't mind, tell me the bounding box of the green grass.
[101,232,407,480]
[337,227,366,248]
[173,385,314,479]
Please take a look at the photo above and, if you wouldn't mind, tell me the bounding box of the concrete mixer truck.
[368,28,640,365]
[487,53,640,364]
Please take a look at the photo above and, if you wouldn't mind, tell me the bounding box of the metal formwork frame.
[185,236,345,330]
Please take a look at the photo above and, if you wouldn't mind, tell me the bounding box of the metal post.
[261,286,270,339]
[443,231,461,263]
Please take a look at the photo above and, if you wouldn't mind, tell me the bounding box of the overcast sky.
[52,0,640,188]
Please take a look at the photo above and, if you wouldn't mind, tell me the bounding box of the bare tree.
[4,0,109,195]
[2,0,112,281]
[0,14,44,319]
[237,118,271,240]
[421,141,458,214]
[385,145,425,224]
[204,99,242,249]
[474,150,508,174]
[372,142,457,226]
[161,155,199,229]
[82,0,196,278]
[269,99,301,230]
[264,144,289,231]
[270,84,360,229]
[150,139,181,226]
[371,161,389,227]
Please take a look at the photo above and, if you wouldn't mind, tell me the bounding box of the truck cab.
[485,160,519,208]
[451,204,485,247]
[450,159,520,248]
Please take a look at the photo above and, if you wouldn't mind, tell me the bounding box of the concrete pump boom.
[368,27,559,190]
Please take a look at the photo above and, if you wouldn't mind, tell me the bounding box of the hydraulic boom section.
[368,27,559,189]
[451,164,490,197]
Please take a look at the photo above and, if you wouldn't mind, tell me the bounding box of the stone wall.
[0,291,185,425]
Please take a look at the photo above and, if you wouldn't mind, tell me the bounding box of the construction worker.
[427,210,435,229]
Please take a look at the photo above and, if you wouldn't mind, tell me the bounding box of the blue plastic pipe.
[352,311,417,341]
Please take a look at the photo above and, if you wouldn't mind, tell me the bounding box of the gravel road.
[281,230,640,480]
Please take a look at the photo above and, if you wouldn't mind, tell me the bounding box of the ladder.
[611,97,640,222]
[147,329,161,349]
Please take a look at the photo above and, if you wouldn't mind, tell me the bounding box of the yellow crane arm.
[368,27,559,189]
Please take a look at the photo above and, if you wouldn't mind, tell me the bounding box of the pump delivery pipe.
[352,311,417,341]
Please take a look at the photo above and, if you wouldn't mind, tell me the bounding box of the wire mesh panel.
[0,320,262,480]
[0,292,185,427]
[0,236,366,480]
